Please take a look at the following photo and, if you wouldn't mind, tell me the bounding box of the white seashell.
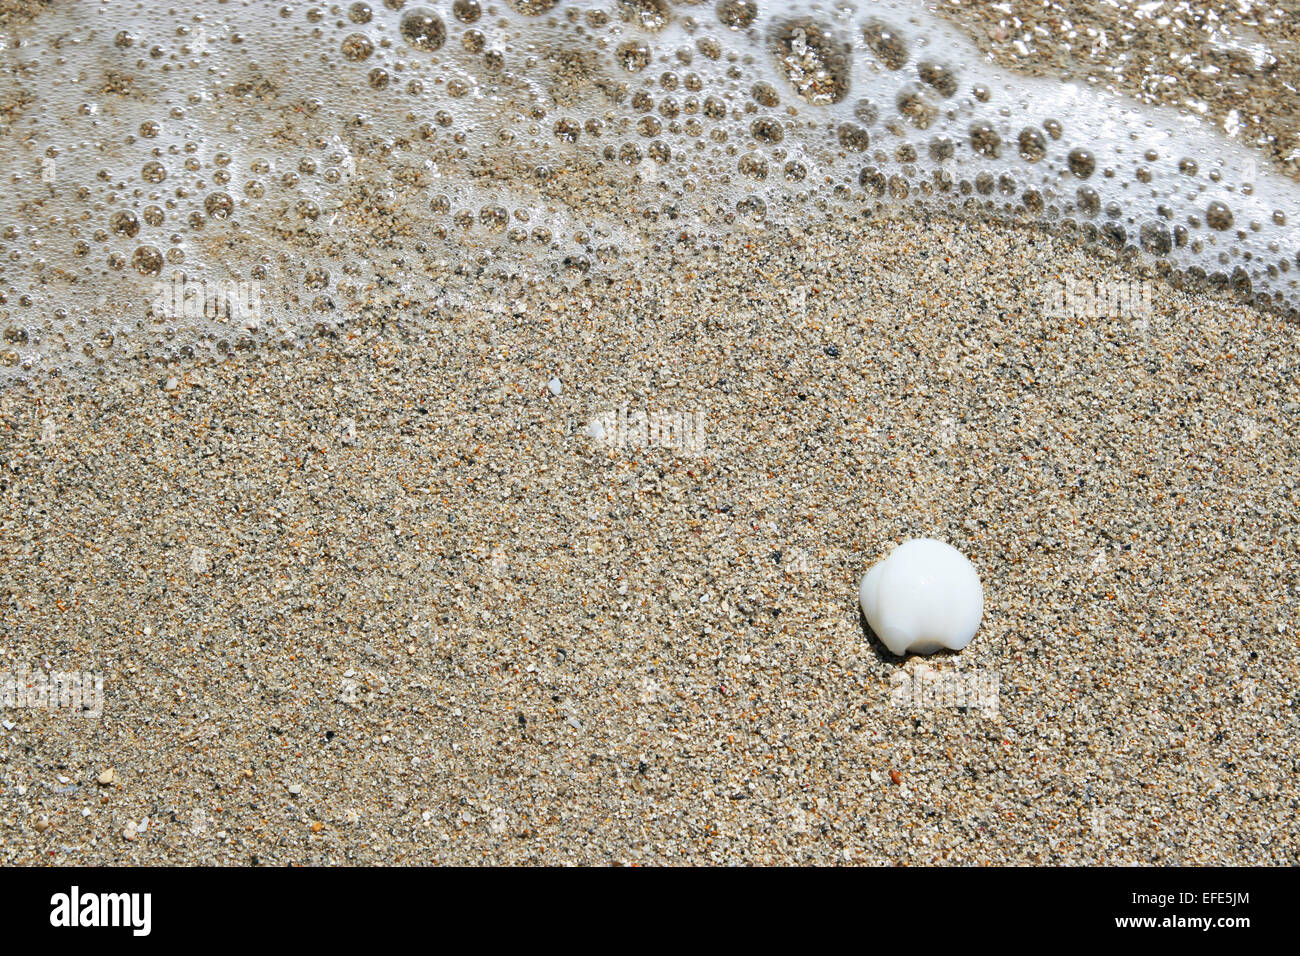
[859,538,983,656]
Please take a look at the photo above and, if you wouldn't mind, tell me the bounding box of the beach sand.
[935,0,1300,180]
[2,216,1297,864]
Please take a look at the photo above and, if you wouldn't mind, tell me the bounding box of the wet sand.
[2,217,1296,864]
[936,0,1300,180]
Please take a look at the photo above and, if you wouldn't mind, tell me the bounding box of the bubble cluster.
[0,0,1296,379]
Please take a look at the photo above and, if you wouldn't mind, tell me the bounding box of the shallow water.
[0,0,1297,380]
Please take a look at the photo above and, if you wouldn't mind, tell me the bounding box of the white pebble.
[546,377,562,396]
[858,539,983,656]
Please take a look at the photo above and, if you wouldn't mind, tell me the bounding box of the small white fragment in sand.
[547,376,562,396]
[584,417,606,440]
[859,538,983,656]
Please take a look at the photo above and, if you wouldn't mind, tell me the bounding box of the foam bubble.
[0,0,1297,379]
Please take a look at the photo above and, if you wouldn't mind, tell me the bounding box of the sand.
[936,0,1300,181]
[2,215,1297,864]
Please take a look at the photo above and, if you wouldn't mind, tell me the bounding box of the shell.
[859,539,983,656]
